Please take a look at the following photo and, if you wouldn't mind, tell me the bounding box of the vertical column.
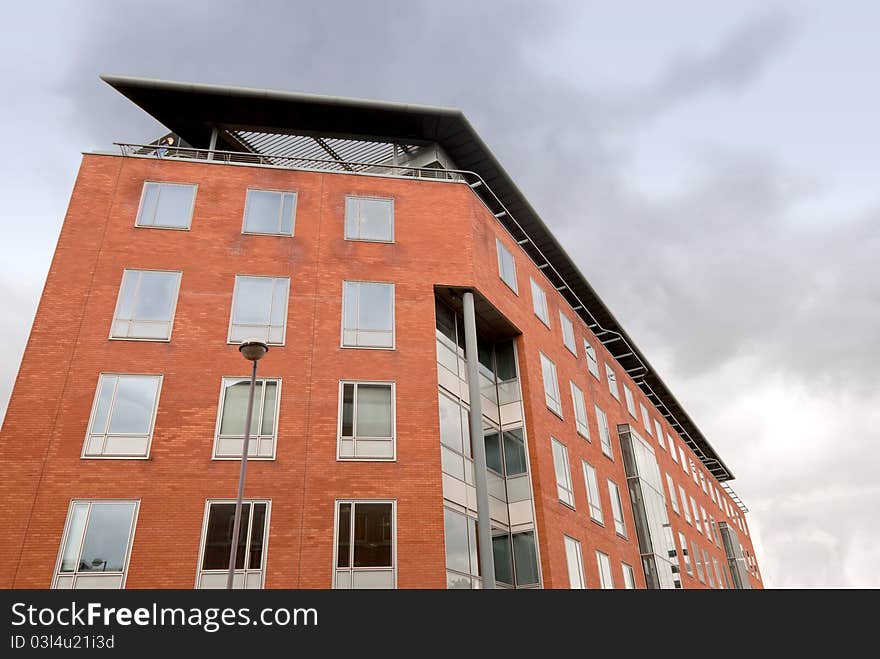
[462,291,496,589]
[207,127,218,161]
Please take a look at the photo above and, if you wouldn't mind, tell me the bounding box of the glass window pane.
[484,426,502,474]
[261,382,277,435]
[357,283,393,331]
[503,428,527,476]
[60,504,89,572]
[352,503,392,568]
[134,271,178,322]
[358,198,393,241]
[341,384,354,437]
[202,503,249,570]
[336,503,351,568]
[107,376,158,435]
[438,395,463,453]
[220,381,250,436]
[356,384,392,437]
[154,183,195,228]
[492,534,513,585]
[513,531,539,585]
[90,376,117,435]
[443,508,470,574]
[244,190,283,234]
[249,504,267,570]
[138,183,159,226]
[270,279,288,326]
[233,277,274,325]
[280,193,296,235]
[115,271,138,320]
[343,282,359,331]
[78,502,136,572]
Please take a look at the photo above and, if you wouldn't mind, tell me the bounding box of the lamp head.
[239,340,269,362]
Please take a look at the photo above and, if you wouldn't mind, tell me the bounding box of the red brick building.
[0,76,762,589]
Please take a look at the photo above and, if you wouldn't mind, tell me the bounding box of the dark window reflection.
[351,503,392,568]
[336,503,351,568]
[78,503,136,572]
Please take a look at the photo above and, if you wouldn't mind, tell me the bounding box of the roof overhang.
[100,74,735,481]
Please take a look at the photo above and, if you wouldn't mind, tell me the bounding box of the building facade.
[0,76,762,589]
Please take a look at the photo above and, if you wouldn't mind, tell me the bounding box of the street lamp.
[226,339,269,590]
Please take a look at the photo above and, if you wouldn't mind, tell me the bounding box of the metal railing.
[113,141,748,509]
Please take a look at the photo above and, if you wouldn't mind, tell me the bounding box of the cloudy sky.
[1,1,877,587]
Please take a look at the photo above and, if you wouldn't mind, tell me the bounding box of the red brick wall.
[0,153,761,589]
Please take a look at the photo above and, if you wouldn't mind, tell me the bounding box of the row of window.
[53,498,395,590]
[564,535,636,589]
[670,529,730,589]
[135,181,395,242]
[83,374,396,460]
[110,270,393,348]
[551,440,627,536]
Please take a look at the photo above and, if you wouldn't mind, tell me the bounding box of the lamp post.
[226,340,269,590]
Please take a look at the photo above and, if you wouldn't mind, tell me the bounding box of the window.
[666,474,680,515]
[344,196,393,242]
[654,420,666,450]
[640,403,652,435]
[334,500,395,589]
[690,459,700,486]
[700,471,708,495]
[710,484,717,504]
[495,238,518,293]
[692,541,705,583]
[493,531,540,587]
[680,485,692,524]
[228,275,289,345]
[595,405,613,459]
[135,181,196,229]
[214,378,280,459]
[570,382,590,439]
[110,269,181,341]
[444,508,480,589]
[83,374,161,458]
[679,446,689,474]
[338,381,395,460]
[584,340,600,379]
[679,531,693,577]
[530,278,550,326]
[596,551,614,589]
[622,563,636,589]
[713,557,725,589]
[342,281,394,348]
[197,500,269,589]
[552,438,574,508]
[582,461,604,524]
[605,364,619,400]
[691,497,702,534]
[668,435,678,462]
[540,353,562,416]
[701,507,710,540]
[52,500,138,589]
[559,312,577,355]
[439,393,471,483]
[243,189,297,236]
[608,480,626,537]
[564,536,586,589]
[623,385,636,417]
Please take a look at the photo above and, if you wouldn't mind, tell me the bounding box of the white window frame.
[654,420,666,450]
[569,381,590,439]
[341,280,395,349]
[552,438,575,508]
[622,562,636,589]
[623,385,636,418]
[82,373,163,459]
[134,181,197,230]
[564,536,586,589]
[195,499,271,589]
[344,195,394,243]
[242,188,298,236]
[640,403,652,435]
[596,550,614,589]
[608,480,627,537]
[605,363,619,400]
[52,499,140,590]
[109,269,182,342]
[666,473,680,515]
[584,340,600,379]
[227,274,290,346]
[212,377,281,460]
[495,238,518,293]
[540,352,562,417]
[337,380,396,461]
[582,460,604,524]
[332,499,397,589]
[595,405,613,459]
[559,311,577,356]
[530,278,550,327]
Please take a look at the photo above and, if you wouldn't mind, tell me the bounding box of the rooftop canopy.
[101,74,736,482]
